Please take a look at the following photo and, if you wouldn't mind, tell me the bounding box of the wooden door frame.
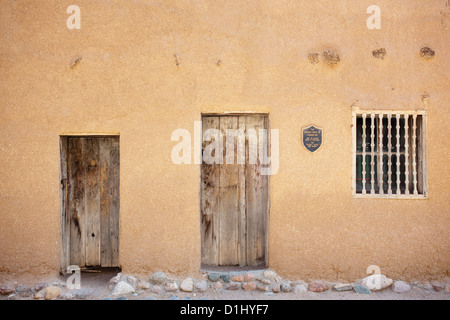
[199,113,270,269]
[59,134,120,273]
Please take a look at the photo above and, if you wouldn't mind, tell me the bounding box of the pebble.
[195,280,207,293]
[165,282,179,292]
[308,282,330,293]
[45,286,62,300]
[231,275,243,282]
[263,271,277,282]
[271,284,281,293]
[260,279,271,285]
[109,273,121,284]
[182,297,193,300]
[214,282,223,290]
[180,278,194,292]
[169,295,179,300]
[112,281,135,296]
[333,284,354,292]
[242,282,257,291]
[15,285,33,297]
[294,284,308,294]
[150,272,170,285]
[244,273,255,282]
[220,275,231,283]
[125,275,138,288]
[281,282,293,293]
[208,273,221,282]
[413,281,433,291]
[431,281,444,292]
[392,281,411,293]
[151,285,163,294]
[361,274,393,291]
[0,285,15,295]
[257,285,268,292]
[116,296,128,300]
[34,288,47,299]
[353,284,371,294]
[226,283,240,291]
[34,283,48,292]
[137,280,151,290]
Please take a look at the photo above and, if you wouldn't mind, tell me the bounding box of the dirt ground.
[1,270,449,300]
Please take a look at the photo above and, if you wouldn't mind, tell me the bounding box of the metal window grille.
[352,108,427,198]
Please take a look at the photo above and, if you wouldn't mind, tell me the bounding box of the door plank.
[245,116,268,267]
[219,116,239,265]
[201,117,221,265]
[84,138,101,267]
[237,116,247,266]
[109,137,120,267]
[68,137,86,267]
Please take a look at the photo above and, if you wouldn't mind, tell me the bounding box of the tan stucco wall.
[0,0,449,282]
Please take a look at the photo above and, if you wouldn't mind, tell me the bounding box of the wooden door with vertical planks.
[201,115,269,267]
[63,136,120,269]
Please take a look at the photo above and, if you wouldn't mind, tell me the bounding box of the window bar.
[412,114,418,195]
[387,114,392,195]
[396,114,401,195]
[404,114,410,195]
[378,114,384,195]
[362,114,367,195]
[370,114,375,194]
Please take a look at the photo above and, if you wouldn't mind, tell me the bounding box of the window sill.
[353,194,427,199]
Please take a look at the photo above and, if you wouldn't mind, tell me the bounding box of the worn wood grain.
[219,116,239,265]
[201,115,268,267]
[65,136,119,268]
[68,137,86,267]
[201,117,221,265]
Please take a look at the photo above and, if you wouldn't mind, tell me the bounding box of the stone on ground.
[263,271,277,282]
[0,285,15,295]
[195,280,207,293]
[109,273,122,284]
[208,273,221,282]
[392,280,411,293]
[281,281,293,293]
[149,272,170,285]
[165,282,179,292]
[112,281,135,296]
[353,284,371,294]
[431,281,444,292]
[180,278,194,292]
[271,284,281,293]
[151,285,163,294]
[34,288,47,299]
[244,273,255,282]
[361,274,393,291]
[242,282,257,291]
[45,286,62,300]
[308,282,330,293]
[333,284,353,292]
[220,275,231,283]
[231,275,243,282]
[137,280,151,290]
[226,283,240,290]
[294,284,308,294]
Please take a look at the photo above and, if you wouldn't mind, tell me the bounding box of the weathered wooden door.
[61,136,120,269]
[201,115,269,267]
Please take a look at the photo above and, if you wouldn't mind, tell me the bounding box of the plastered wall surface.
[0,0,449,282]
